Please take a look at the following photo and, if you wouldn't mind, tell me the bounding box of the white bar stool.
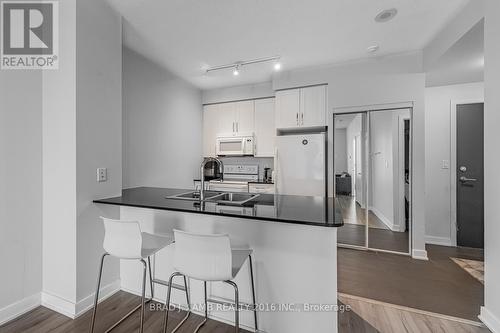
[89,217,189,333]
[163,230,258,333]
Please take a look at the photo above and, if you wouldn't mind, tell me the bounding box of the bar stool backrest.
[173,229,232,281]
[101,217,143,259]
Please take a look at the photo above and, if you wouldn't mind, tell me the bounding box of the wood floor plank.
[339,294,490,333]
[338,245,484,321]
[0,291,251,333]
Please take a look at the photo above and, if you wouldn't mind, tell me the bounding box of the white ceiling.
[426,19,484,87]
[108,0,470,90]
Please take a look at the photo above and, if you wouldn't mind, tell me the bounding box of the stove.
[221,164,259,183]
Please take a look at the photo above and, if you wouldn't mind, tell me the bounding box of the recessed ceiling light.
[274,62,282,71]
[375,8,398,23]
[367,44,380,53]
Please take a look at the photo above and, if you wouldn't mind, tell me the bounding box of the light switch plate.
[442,160,450,169]
[97,168,107,182]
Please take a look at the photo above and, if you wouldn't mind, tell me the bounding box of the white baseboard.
[480,307,500,333]
[0,293,41,326]
[121,286,261,333]
[75,279,121,317]
[41,292,77,319]
[369,207,396,231]
[412,249,428,260]
[41,279,121,319]
[425,235,452,246]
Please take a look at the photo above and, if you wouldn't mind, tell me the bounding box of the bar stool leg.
[248,254,258,332]
[224,280,239,333]
[194,281,208,332]
[90,253,109,333]
[148,256,154,299]
[163,272,181,333]
[183,275,190,311]
[139,259,148,333]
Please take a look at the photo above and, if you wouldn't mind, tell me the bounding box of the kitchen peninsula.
[94,187,342,333]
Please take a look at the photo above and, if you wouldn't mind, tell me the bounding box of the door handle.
[459,176,477,183]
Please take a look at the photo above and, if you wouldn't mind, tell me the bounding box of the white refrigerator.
[275,133,327,196]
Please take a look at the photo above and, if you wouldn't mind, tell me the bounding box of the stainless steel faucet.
[200,157,223,201]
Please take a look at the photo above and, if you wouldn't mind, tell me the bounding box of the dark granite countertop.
[94,187,343,228]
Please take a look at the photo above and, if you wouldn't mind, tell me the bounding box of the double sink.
[167,190,260,206]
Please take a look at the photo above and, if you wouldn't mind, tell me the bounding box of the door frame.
[450,99,484,247]
[396,115,411,233]
[332,102,414,256]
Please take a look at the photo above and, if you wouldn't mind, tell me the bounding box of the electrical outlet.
[97,168,107,182]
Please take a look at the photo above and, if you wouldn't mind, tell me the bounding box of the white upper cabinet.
[213,101,255,136]
[203,104,219,157]
[275,89,300,128]
[254,98,275,157]
[234,100,255,134]
[300,85,326,127]
[217,102,237,136]
[275,85,327,129]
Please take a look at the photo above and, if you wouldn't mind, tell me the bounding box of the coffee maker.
[203,159,222,181]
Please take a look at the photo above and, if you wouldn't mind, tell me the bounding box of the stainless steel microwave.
[216,135,254,156]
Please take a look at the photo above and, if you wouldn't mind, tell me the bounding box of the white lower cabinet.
[208,182,248,193]
[248,183,275,194]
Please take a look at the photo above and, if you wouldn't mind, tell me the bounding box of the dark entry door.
[456,103,484,248]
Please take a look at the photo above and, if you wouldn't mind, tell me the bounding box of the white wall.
[273,51,428,258]
[75,0,123,306]
[424,82,484,246]
[202,82,274,104]
[368,109,410,232]
[0,71,43,323]
[122,47,203,189]
[42,0,123,317]
[334,129,347,173]
[42,0,78,308]
[370,111,395,229]
[346,115,361,180]
[481,1,500,331]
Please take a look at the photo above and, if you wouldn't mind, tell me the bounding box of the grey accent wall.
[123,47,203,189]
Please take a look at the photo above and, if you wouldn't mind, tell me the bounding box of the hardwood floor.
[338,245,484,322]
[0,291,251,333]
[336,195,390,229]
[336,195,410,253]
[339,294,490,333]
[1,290,489,333]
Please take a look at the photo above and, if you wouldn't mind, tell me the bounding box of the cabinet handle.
[296,113,299,126]
[236,122,239,132]
[301,113,304,125]
[233,122,235,132]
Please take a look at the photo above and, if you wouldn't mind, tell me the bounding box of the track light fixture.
[206,56,281,76]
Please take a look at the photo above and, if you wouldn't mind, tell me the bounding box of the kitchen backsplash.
[220,157,274,181]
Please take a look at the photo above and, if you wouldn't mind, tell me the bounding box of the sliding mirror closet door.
[335,113,369,248]
[367,109,411,254]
